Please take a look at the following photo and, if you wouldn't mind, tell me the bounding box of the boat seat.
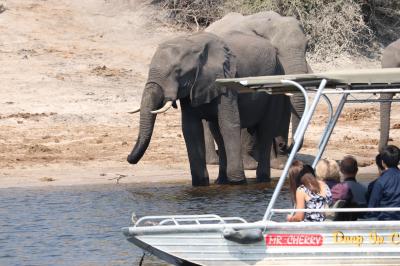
[222,228,263,244]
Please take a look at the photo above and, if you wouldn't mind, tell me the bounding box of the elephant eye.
[175,68,182,76]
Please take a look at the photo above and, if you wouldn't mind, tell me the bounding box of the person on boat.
[315,159,340,189]
[287,160,332,222]
[315,158,351,206]
[368,145,400,220]
[366,153,385,202]
[332,155,367,220]
[339,155,367,206]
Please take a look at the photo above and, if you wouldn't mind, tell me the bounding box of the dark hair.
[381,145,400,168]
[375,153,384,171]
[301,173,321,194]
[340,155,358,175]
[288,160,315,202]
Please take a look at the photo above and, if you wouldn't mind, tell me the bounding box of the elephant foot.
[229,178,247,185]
[227,174,247,185]
[270,155,288,170]
[215,176,229,184]
[256,175,271,183]
[192,177,210,187]
[243,154,258,170]
[216,175,246,185]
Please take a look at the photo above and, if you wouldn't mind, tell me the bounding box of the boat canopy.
[216,68,400,93]
[218,68,400,221]
[123,68,400,266]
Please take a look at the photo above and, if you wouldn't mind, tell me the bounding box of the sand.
[0,0,398,188]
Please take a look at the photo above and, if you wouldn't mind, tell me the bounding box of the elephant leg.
[271,96,291,169]
[181,106,209,186]
[203,120,219,165]
[256,129,273,182]
[218,91,246,184]
[270,136,287,170]
[379,93,394,152]
[241,129,258,170]
[290,93,305,150]
[208,121,228,184]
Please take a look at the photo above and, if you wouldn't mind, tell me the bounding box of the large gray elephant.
[203,11,309,168]
[127,31,291,186]
[380,38,400,152]
[128,12,308,185]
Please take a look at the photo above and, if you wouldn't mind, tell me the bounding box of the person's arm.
[287,189,305,222]
[366,180,376,202]
[368,181,383,218]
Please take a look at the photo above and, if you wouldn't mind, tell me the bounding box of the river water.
[0,181,292,265]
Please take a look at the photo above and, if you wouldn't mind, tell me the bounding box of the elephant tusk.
[150,101,173,114]
[127,108,140,114]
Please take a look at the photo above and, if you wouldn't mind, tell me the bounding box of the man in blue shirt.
[368,145,400,220]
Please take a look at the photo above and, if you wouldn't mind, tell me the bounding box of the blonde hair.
[315,159,340,182]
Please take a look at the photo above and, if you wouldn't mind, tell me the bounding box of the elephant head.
[207,11,308,140]
[246,12,308,138]
[127,32,237,164]
[380,38,400,152]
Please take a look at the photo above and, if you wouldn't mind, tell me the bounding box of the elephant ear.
[190,34,237,107]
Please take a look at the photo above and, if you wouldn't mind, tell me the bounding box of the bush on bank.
[152,0,400,57]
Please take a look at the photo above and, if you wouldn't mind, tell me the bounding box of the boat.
[122,68,400,265]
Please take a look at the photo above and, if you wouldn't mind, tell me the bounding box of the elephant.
[206,11,309,139]
[127,31,292,186]
[380,38,400,152]
[127,12,309,186]
[203,11,310,169]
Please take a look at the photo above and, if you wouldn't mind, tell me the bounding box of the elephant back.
[382,39,400,68]
[222,31,279,77]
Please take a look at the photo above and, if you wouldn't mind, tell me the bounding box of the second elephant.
[380,38,400,151]
[203,11,309,169]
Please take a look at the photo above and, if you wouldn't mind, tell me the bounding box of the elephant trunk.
[278,51,308,137]
[379,93,394,152]
[127,83,164,164]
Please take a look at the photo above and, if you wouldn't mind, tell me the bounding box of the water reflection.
[0,181,291,265]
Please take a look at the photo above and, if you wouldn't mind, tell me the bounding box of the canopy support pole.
[312,93,348,168]
[263,79,327,221]
[315,95,334,151]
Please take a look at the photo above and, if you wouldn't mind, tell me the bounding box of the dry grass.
[225,0,374,57]
[153,0,400,57]
[361,0,400,46]
[152,0,224,30]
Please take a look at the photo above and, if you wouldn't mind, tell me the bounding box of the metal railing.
[133,214,247,227]
[271,207,400,213]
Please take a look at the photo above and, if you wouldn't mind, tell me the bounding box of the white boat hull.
[124,220,400,265]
